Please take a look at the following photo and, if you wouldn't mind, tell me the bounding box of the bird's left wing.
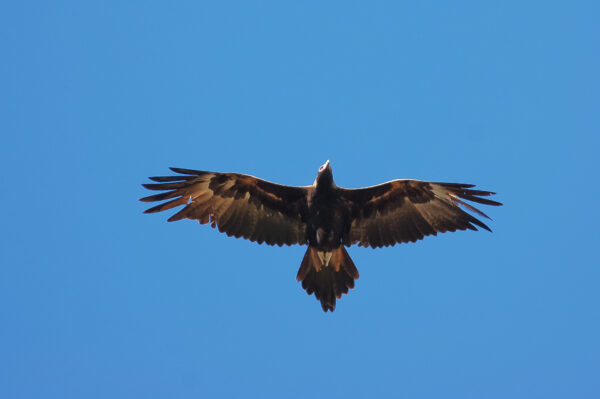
[141,168,309,246]
[338,180,502,248]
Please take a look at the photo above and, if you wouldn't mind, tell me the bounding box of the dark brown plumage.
[141,161,502,311]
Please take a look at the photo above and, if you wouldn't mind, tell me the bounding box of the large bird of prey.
[141,161,501,312]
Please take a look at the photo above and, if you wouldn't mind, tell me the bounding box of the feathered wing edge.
[431,182,502,231]
[140,167,309,246]
[140,168,201,216]
[342,180,502,248]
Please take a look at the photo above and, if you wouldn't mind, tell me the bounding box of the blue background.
[2,1,598,398]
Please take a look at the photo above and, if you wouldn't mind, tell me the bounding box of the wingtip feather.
[169,167,203,175]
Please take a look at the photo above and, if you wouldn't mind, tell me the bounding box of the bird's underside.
[141,161,502,312]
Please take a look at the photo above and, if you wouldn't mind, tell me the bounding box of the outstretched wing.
[339,180,502,248]
[140,168,309,246]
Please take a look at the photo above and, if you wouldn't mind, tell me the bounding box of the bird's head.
[314,160,334,188]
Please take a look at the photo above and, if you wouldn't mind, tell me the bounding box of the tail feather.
[297,247,359,312]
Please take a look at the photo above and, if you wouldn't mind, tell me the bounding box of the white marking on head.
[318,160,331,172]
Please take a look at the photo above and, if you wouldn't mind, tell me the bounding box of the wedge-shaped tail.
[297,247,359,312]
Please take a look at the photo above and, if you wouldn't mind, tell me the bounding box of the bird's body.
[307,169,346,251]
[141,161,501,311]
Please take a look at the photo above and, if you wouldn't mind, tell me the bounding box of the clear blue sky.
[2,1,598,398]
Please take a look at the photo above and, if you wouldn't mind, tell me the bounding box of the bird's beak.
[325,160,331,170]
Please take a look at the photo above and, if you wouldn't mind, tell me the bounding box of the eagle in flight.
[141,161,501,312]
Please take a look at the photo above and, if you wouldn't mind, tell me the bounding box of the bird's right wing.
[141,168,309,246]
[338,180,502,248]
